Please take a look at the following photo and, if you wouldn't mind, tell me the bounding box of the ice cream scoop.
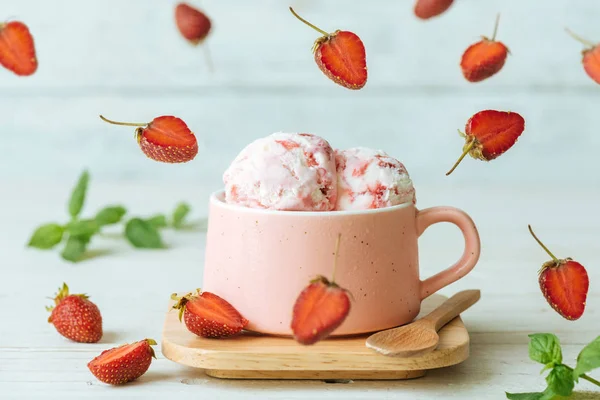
[223,133,337,211]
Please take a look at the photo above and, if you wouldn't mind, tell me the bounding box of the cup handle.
[416,207,481,300]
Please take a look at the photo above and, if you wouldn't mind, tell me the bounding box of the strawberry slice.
[0,21,38,76]
[171,290,248,338]
[566,29,600,85]
[413,0,454,20]
[175,2,212,45]
[290,7,367,90]
[100,115,198,163]
[446,110,525,175]
[528,225,589,321]
[460,15,509,83]
[88,339,157,385]
[291,234,351,345]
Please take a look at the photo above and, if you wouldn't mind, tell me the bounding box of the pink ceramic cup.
[202,191,480,336]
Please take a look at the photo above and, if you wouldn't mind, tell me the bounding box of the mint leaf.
[146,214,168,229]
[574,336,600,378]
[546,365,574,396]
[125,218,163,249]
[172,202,191,229]
[66,219,99,237]
[68,170,90,218]
[95,206,126,226]
[61,235,90,262]
[505,391,551,400]
[529,333,562,365]
[28,223,64,249]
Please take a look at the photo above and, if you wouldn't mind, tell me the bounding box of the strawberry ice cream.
[223,133,337,211]
[335,147,415,210]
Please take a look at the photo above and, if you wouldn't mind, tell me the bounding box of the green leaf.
[146,214,168,229]
[66,219,99,237]
[27,223,64,249]
[529,333,562,365]
[125,218,163,249]
[506,387,555,400]
[574,336,600,378]
[172,202,191,229]
[95,206,127,226]
[68,170,90,218]
[61,235,90,262]
[546,365,574,397]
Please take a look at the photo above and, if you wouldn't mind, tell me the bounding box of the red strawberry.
[528,225,589,321]
[289,7,367,90]
[100,115,198,163]
[47,283,103,343]
[446,110,525,176]
[175,3,211,45]
[291,234,351,345]
[460,15,509,83]
[88,339,157,385]
[566,28,600,85]
[0,21,38,76]
[414,0,454,20]
[171,290,248,338]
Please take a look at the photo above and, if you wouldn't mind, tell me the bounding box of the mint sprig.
[506,334,600,399]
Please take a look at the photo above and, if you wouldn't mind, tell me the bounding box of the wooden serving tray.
[161,293,470,380]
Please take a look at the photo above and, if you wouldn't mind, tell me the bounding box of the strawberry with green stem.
[88,339,157,385]
[565,28,600,85]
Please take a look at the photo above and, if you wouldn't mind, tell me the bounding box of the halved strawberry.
[100,115,198,163]
[446,110,525,175]
[0,21,38,76]
[289,7,367,90]
[460,15,509,83]
[175,3,212,45]
[171,290,248,338]
[566,28,600,85]
[528,225,589,321]
[414,0,454,20]
[88,339,157,385]
[291,234,351,345]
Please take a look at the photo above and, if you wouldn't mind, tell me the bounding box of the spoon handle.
[422,290,481,331]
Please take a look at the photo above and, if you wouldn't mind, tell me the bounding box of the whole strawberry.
[414,0,454,20]
[0,21,38,76]
[528,225,589,321]
[289,7,367,90]
[566,29,600,85]
[100,115,198,163]
[291,234,351,345]
[446,110,525,175]
[171,290,248,338]
[175,3,212,45]
[88,339,157,385]
[460,15,509,83]
[47,283,102,343]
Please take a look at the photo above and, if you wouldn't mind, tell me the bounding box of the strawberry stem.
[330,233,342,283]
[528,225,559,262]
[289,7,329,37]
[565,28,596,48]
[491,13,500,41]
[446,141,475,176]
[99,115,147,127]
[203,43,214,74]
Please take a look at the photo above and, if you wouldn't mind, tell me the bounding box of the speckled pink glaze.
[202,191,480,336]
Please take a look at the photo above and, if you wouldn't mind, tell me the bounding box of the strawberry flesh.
[461,40,508,82]
[465,110,525,160]
[583,45,600,84]
[291,277,351,345]
[414,0,454,20]
[0,21,37,76]
[139,116,198,163]
[315,31,367,90]
[88,339,156,385]
[175,3,212,44]
[540,260,589,320]
[181,291,248,338]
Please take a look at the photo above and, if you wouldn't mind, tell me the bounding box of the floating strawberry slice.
[175,3,212,45]
[528,225,589,321]
[88,339,157,385]
[446,110,525,176]
[460,15,509,83]
[414,0,454,20]
[100,115,198,163]
[0,21,38,76]
[566,29,600,85]
[291,234,351,345]
[171,289,248,338]
[289,7,367,90]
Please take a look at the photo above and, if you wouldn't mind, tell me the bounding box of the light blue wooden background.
[1,0,598,191]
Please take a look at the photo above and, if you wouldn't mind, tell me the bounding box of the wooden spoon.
[365,289,480,357]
